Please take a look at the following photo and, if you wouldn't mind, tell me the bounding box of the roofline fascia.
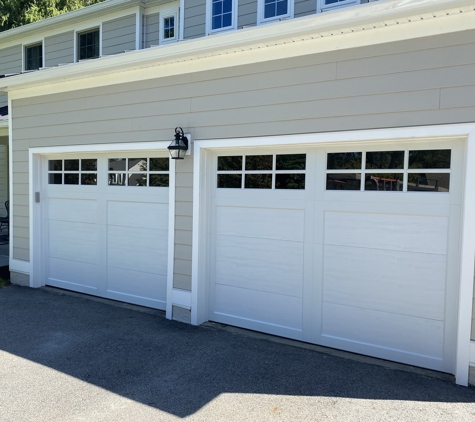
[1,0,475,93]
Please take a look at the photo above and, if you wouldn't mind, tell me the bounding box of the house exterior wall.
[294,0,316,18]
[0,44,22,75]
[0,94,7,108]
[184,0,206,39]
[102,14,137,55]
[9,30,475,295]
[238,0,258,28]
[45,31,75,67]
[144,12,160,48]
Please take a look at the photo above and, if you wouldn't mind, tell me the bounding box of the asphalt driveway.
[0,285,474,422]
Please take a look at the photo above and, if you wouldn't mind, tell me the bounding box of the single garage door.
[209,140,462,373]
[43,153,170,309]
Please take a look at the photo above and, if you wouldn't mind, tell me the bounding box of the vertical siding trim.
[179,0,185,40]
[166,156,176,320]
[136,8,143,50]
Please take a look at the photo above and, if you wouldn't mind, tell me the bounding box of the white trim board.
[191,123,475,387]
[470,341,475,365]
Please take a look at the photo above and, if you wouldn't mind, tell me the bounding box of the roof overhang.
[2,0,475,99]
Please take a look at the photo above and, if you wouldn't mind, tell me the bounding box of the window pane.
[48,173,62,184]
[64,159,79,171]
[245,155,272,171]
[409,150,451,169]
[223,13,232,27]
[64,174,79,185]
[218,156,242,171]
[276,0,288,15]
[276,154,306,170]
[264,3,275,18]
[212,15,222,30]
[81,159,97,171]
[245,174,272,189]
[48,160,62,171]
[128,173,147,186]
[275,174,305,189]
[366,151,404,169]
[128,158,147,171]
[108,173,126,186]
[108,158,126,171]
[223,0,232,12]
[218,174,242,188]
[150,174,169,187]
[326,173,361,190]
[327,152,362,170]
[150,158,169,171]
[365,174,403,191]
[81,174,97,185]
[407,173,450,192]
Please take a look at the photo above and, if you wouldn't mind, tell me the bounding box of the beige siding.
[10,30,475,299]
[0,145,8,218]
[45,31,74,67]
[0,44,22,75]
[102,14,136,55]
[238,0,257,28]
[294,0,315,18]
[184,0,206,39]
[144,13,160,48]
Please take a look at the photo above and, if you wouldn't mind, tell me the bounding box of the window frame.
[206,0,238,34]
[160,11,179,44]
[76,27,101,62]
[23,41,44,71]
[257,0,294,25]
[317,0,361,14]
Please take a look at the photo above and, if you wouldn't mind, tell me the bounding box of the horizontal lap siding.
[144,13,160,48]
[102,14,136,55]
[45,31,74,67]
[11,31,475,295]
[184,0,206,39]
[0,44,22,75]
[238,0,257,28]
[0,94,7,108]
[294,0,315,18]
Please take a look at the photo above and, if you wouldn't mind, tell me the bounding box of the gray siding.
[102,14,136,56]
[0,44,22,75]
[144,13,160,48]
[238,0,257,28]
[184,0,206,39]
[10,30,475,294]
[295,0,315,18]
[45,31,74,67]
[0,94,7,108]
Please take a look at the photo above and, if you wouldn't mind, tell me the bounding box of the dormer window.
[258,0,293,24]
[207,0,236,33]
[163,16,175,40]
[25,43,43,71]
[317,0,360,13]
[78,28,100,60]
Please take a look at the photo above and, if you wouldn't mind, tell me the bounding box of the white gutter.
[1,0,474,93]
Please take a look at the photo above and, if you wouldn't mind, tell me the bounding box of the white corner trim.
[172,288,192,309]
[10,258,31,274]
[166,157,176,320]
[470,341,475,365]
[179,0,184,40]
[7,96,13,272]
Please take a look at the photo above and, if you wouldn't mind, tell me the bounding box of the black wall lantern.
[168,127,189,160]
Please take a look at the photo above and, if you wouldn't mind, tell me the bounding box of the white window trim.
[191,123,475,387]
[317,0,361,14]
[22,39,45,71]
[74,25,102,63]
[160,11,179,44]
[206,0,238,35]
[257,0,294,25]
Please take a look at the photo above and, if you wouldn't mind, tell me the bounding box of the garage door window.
[108,157,169,187]
[326,149,450,192]
[217,154,306,189]
[48,159,97,185]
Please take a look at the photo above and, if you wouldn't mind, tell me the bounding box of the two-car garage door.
[208,140,462,373]
[43,152,170,310]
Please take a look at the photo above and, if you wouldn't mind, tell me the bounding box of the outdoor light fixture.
[168,127,189,160]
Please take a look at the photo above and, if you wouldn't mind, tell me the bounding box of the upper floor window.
[207,0,236,33]
[258,0,292,24]
[317,0,360,13]
[25,43,43,71]
[78,28,100,61]
[160,12,178,43]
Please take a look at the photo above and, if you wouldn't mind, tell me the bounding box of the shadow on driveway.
[0,285,474,419]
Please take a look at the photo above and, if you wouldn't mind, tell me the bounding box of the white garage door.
[209,140,462,373]
[43,153,170,309]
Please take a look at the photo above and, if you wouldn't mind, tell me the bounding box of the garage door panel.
[213,284,303,332]
[107,267,167,303]
[107,200,169,230]
[216,235,304,297]
[48,198,98,224]
[49,257,99,289]
[323,245,446,320]
[107,226,168,275]
[216,206,304,242]
[325,211,448,255]
[48,220,99,264]
[322,302,444,361]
